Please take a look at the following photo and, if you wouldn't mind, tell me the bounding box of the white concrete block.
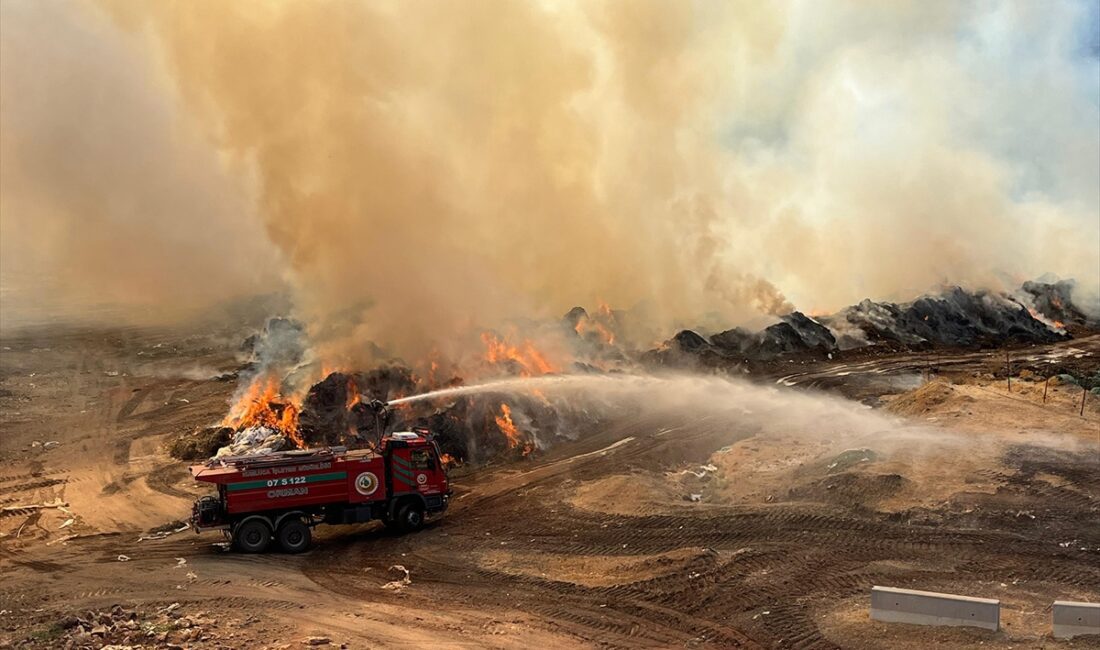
[1053,600,1100,639]
[870,586,999,631]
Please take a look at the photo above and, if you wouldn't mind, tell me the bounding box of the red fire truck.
[189,429,450,553]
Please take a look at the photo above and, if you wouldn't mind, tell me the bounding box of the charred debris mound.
[175,280,1090,464]
[645,281,1088,369]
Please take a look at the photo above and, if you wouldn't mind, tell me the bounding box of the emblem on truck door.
[416,473,428,485]
[355,471,379,496]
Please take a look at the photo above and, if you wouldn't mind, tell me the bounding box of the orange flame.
[574,315,615,345]
[481,332,557,376]
[346,376,361,409]
[494,403,534,456]
[574,302,617,345]
[223,375,304,448]
[1053,320,1065,329]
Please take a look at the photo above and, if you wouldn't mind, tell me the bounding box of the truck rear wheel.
[233,519,271,553]
[276,519,311,553]
[397,503,425,533]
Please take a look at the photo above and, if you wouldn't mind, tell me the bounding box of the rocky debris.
[20,603,234,649]
[1020,279,1096,326]
[168,425,233,461]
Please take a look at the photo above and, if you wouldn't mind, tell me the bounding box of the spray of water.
[385,375,635,406]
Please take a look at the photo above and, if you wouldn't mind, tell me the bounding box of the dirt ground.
[1,326,1098,649]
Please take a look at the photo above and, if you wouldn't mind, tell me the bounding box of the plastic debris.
[137,522,190,542]
[381,565,411,590]
[2,498,67,513]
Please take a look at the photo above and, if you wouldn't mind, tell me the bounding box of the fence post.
[1043,376,1050,403]
[1005,350,1011,392]
[1082,386,1088,417]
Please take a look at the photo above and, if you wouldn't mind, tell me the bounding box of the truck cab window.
[409,449,434,470]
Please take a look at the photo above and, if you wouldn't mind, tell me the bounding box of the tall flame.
[574,315,615,345]
[223,375,304,448]
[481,332,557,376]
[494,403,533,456]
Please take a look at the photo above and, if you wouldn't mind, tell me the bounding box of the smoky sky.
[2,0,1097,361]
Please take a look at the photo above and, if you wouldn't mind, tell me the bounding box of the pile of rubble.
[824,285,1067,350]
[19,603,225,649]
[644,281,1089,370]
[1020,278,1096,326]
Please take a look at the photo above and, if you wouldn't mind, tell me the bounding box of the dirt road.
[1,326,1098,648]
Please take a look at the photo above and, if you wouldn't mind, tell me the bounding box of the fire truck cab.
[190,431,450,553]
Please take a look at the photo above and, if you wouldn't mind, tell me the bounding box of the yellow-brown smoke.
[3,1,1097,357]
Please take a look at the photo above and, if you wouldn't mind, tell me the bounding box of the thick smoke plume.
[3,1,1097,361]
[0,1,280,329]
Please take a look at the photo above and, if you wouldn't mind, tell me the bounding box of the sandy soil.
[1,326,1098,648]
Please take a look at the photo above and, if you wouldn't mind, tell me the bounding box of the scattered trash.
[174,557,187,568]
[59,518,74,529]
[117,555,130,562]
[687,494,703,502]
[2,498,67,513]
[304,637,332,646]
[679,464,719,478]
[137,522,190,542]
[105,371,120,377]
[45,534,78,547]
[381,565,411,590]
[43,440,61,450]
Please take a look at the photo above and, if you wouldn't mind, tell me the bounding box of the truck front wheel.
[276,519,312,553]
[233,519,271,553]
[397,503,425,533]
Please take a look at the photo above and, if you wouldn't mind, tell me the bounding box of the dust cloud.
[2,1,1097,361]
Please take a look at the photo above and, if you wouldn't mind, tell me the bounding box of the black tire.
[397,502,425,533]
[233,519,271,553]
[276,518,311,553]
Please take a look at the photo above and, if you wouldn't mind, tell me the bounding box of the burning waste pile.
[171,317,619,464]
[169,279,1097,464]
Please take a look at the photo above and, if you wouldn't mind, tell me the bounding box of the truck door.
[395,446,446,499]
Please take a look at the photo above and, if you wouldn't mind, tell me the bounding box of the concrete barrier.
[1053,601,1100,639]
[870,586,999,631]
